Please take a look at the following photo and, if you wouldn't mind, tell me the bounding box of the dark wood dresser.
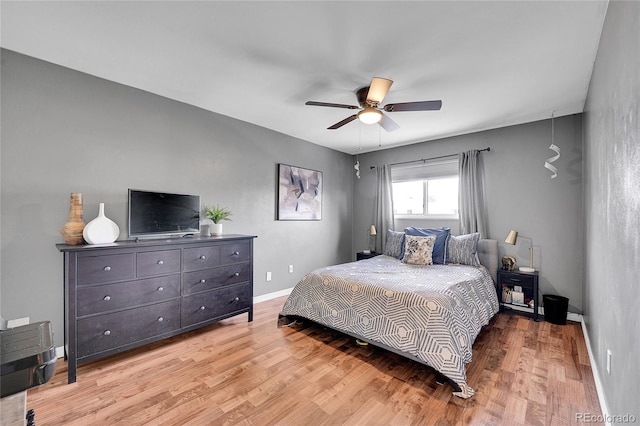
[57,234,256,384]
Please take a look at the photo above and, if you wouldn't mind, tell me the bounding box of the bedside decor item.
[277,164,322,221]
[368,224,377,252]
[204,205,232,236]
[83,203,120,244]
[501,256,516,271]
[60,192,85,245]
[504,230,535,272]
[511,291,525,305]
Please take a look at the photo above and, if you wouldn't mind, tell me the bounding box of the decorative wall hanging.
[544,112,561,179]
[278,164,322,220]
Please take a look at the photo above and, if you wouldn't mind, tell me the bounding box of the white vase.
[83,203,120,244]
[211,223,223,236]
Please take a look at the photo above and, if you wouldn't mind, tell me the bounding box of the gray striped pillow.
[447,233,480,266]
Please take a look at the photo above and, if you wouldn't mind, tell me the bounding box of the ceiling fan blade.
[378,113,400,132]
[366,77,393,105]
[305,101,359,109]
[328,114,358,130]
[384,100,442,112]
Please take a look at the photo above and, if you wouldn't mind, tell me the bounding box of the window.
[391,158,459,219]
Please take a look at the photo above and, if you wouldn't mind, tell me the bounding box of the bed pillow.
[447,233,481,266]
[404,227,451,264]
[401,235,436,265]
[384,230,405,259]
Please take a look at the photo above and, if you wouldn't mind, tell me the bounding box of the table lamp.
[504,230,535,272]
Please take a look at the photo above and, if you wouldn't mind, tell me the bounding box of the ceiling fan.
[305,77,442,132]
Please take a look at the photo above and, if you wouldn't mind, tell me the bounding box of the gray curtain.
[373,164,395,253]
[459,150,488,238]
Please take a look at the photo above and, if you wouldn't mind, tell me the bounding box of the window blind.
[391,157,459,182]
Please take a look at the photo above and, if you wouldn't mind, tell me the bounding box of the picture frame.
[277,164,323,220]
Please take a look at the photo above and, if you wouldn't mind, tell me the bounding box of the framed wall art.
[278,164,323,220]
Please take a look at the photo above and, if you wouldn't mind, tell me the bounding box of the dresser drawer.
[77,299,180,358]
[181,283,252,327]
[136,249,181,277]
[183,246,220,271]
[77,274,180,317]
[219,241,251,265]
[77,253,135,285]
[182,263,250,295]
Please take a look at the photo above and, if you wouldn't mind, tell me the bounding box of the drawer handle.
[509,278,522,283]
[103,266,111,272]
[157,317,164,322]
[234,272,240,277]
[234,297,239,302]
[157,286,164,292]
[103,295,111,301]
[199,255,206,260]
[199,306,206,311]
[103,330,111,336]
[157,260,164,265]
[233,251,240,256]
[200,279,206,284]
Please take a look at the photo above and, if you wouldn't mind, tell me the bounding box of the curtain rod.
[369,147,490,169]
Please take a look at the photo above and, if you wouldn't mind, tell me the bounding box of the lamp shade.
[358,108,382,124]
[505,230,518,245]
[369,225,377,236]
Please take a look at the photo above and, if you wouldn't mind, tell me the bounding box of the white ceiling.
[1,1,608,155]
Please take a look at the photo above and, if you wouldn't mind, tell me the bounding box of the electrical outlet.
[288,264,294,273]
[266,271,272,282]
[606,349,612,375]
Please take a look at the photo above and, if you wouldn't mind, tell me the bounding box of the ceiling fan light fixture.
[358,107,382,124]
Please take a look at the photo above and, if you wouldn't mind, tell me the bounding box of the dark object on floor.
[543,294,569,325]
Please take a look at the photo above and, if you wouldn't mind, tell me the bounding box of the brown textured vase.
[60,193,86,245]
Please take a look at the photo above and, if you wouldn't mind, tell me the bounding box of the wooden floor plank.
[26,297,602,425]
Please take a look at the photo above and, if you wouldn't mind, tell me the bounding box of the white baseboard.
[580,317,610,425]
[253,287,293,304]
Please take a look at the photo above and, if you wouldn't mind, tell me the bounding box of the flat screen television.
[128,189,200,238]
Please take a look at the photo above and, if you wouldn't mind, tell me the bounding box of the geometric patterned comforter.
[279,255,499,398]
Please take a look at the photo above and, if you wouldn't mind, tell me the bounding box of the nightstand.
[356,251,379,260]
[497,269,539,321]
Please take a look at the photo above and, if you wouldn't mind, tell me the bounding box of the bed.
[278,235,499,398]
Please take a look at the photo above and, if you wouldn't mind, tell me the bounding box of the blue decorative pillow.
[384,230,405,259]
[447,233,481,266]
[404,227,451,264]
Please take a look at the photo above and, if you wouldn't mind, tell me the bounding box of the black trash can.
[543,294,569,325]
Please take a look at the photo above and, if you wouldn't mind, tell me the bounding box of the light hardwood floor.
[27,296,602,425]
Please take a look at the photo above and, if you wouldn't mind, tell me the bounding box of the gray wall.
[353,115,584,314]
[583,0,640,420]
[0,49,353,342]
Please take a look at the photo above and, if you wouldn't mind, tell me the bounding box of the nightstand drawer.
[500,274,534,287]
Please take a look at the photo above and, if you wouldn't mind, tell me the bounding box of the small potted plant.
[204,205,232,236]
